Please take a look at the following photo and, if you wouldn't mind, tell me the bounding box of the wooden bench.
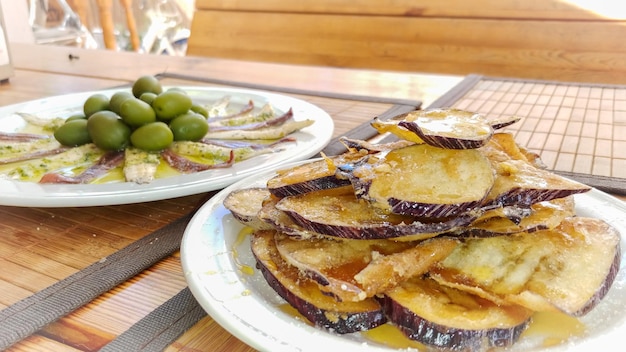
[187,0,626,84]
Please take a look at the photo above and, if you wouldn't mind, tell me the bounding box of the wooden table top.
[0,42,623,352]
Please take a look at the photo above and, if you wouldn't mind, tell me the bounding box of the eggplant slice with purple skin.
[484,159,590,208]
[337,143,496,218]
[266,155,358,198]
[274,186,480,240]
[274,231,458,302]
[223,187,274,231]
[429,217,622,317]
[459,196,576,238]
[250,230,387,334]
[378,276,533,351]
[371,108,520,150]
[266,138,415,198]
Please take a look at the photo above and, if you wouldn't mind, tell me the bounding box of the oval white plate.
[181,160,626,352]
[0,87,333,207]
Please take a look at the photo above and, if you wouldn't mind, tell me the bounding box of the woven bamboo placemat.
[428,74,626,195]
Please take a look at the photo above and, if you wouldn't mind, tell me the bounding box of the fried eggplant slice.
[250,230,387,333]
[266,154,361,198]
[275,231,458,301]
[379,276,532,351]
[275,186,478,240]
[371,108,520,149]
[485,159,590,208]
[338,144,495,218]
[461,197,576,237]
[274,232,417,302]
[223,187,274,230]
[430,217,621,316]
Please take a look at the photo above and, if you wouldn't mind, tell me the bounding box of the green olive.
[109,91,134,114]
[87,111,131,151]
[83,93,110,117]
[152,90,193,121]
[54,119,92,146]
[190,103,208,118]
[169,112,209,141]
[132,75,163,98]
[166,87,187,93]
[130,122,174,151]
[66,113,87,122]
[119,97,156,126]
[139,92,157,105]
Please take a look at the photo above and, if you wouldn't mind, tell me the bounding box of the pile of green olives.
[53,75,210,151]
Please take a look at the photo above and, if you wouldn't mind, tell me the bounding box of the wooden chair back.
[187,0,626,84]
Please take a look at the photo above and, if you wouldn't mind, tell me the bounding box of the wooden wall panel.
[188,1,626,83]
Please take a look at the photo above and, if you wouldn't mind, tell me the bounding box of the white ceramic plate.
[181,161,626,352]
[0,87,333,207]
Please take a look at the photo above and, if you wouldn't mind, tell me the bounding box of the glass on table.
[28,0,98,48]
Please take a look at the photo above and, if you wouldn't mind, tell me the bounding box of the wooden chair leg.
[96,0,116,49]
[119,0,140,51]
[67,0,90,29]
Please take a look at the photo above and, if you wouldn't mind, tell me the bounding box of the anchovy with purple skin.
[1,147,69,164]
[201,137,295,150]
[0,138,68,164]
[206,99,254,123]
[4,143,103,181]
[208,108,294,132]
[161,149,234,173]
[39,150,124,184]
[0,131,51,142]
[208,103,275,130]
[203,119,315,140]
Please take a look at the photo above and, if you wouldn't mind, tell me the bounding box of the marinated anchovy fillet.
[5,143,103,182]
[39,150,124,184]
[0,138,67,164]
[204,119,315,140]
[170,140,271,163]
[16,112,65,131]
[0,131,50,142]
[206,99,254,122]
[208,102,274,129]
[209,108,294,132]
[123,147,160,184]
